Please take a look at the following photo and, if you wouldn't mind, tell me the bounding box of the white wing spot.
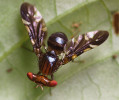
[25,26,30,33]
[22,19,30,25]
[72,38,75,43]
[27,14,29,17]
[31,39,35,45]
[42,27,47,31]
[95,39,99,41]
[84,48,91,52]
[89,44,97,48]
[78,35,82,41]
[34,9,42,22]
[85,35,89,40]
[87,31,98,38]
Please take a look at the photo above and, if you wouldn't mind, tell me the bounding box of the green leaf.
[0,0,119,100]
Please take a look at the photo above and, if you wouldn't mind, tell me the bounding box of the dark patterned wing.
[20,2,47,56]
[62,30,109,64]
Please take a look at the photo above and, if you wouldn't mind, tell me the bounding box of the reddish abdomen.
[39,51,59,75]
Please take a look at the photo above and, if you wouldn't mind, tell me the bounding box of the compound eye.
[47,32,68,54]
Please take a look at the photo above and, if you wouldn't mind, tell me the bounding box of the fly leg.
[37,71,41,75]
[72,58,84,63]
[51,74,54,80]
[35,71,42,89]
[49,74,54,95]
[72,60,84,63]
[35,83,44,91]
[22,46,33,53]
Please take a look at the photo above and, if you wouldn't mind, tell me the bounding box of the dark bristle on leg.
[37,71,41,75]
[21,46,33,53]
[51,74,54,80]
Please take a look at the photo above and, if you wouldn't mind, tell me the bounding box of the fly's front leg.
[22,45,33,53]
[51,74,54,80]
[42,43,47,52]
[49,74,54,95]
[37,71,41,75]
[72,59,84,63]
[35,83,44,91]
[71,57,84,63]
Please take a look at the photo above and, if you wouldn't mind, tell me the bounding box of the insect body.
[27,72,57,90]
[20,2,109,90]
[39,50,59,75]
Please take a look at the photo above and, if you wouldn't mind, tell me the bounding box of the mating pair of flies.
[20,2,109,90]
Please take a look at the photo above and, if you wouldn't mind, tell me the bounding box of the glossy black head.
[47,32,68,54]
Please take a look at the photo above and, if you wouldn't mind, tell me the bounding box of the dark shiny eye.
[47,32,68,54]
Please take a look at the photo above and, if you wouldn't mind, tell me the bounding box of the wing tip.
[98,30,109,40]
[93,30,109,45]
